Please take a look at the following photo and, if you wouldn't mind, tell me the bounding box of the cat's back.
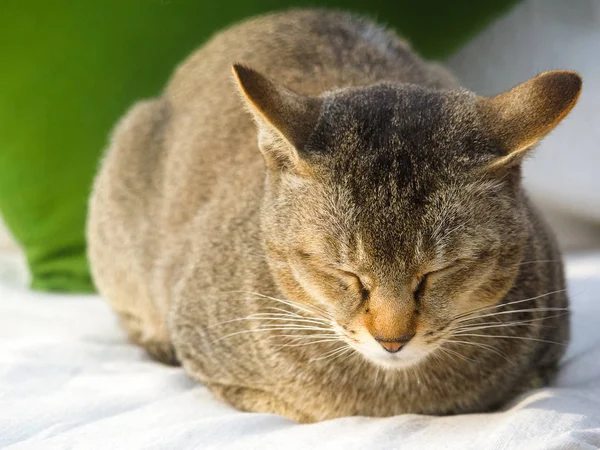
[168,9,456,105]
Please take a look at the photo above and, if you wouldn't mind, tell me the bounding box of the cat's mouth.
[337,327,432,370]
[356,345,430,369]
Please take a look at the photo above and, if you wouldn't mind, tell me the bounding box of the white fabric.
[448,0,600,250]
[1,251,599,450]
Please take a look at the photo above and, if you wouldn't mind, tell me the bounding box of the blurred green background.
[0,0,518,292]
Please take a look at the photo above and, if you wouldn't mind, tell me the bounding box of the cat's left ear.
[232,63,322,171]
[478,70,582,169]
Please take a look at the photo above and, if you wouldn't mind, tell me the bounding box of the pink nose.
[375,333,415,353]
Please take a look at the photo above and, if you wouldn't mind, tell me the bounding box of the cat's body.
[88,10,579,422]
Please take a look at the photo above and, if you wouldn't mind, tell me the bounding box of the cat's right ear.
[232,64,322,171]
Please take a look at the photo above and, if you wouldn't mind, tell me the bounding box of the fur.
[87,10,581,422]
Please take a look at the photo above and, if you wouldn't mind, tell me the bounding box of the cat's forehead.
[318,83,473,142]
[309,85,483,207]
[301,84,499,268]
[308,83,487,176]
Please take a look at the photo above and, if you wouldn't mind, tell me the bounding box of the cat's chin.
[353,344,431,370]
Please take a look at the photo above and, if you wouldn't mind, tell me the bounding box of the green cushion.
[0,0,518,292]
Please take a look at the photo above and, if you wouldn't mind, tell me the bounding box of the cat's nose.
[375,333,415,353]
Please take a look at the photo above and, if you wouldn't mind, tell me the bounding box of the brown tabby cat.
[87,10,581,423]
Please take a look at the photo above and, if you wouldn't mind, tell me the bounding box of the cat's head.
[233,64,581,369]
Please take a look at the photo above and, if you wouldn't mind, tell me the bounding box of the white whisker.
[233,290,331,319]
[455,289,566,322]
[309,345,351,362]
[337,349,359,365]
[213,326,333,344]
[455,306,567,324]
[272,333,339,339]
[278,338,343,348]
[250,314,331,326]
[262,306,303,317]
[257,323,333,330]
[438,346,473,363]
[207,314,329,330]
[445,339,511,363]
[324,347,354,363]
[451,333,566,346]
[517,259,560,266]
[451,312,568,333]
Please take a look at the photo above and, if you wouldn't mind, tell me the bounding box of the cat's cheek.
[288,265,328,304]
[425,263,500,316]
[454,265,514,314]
[288,264,362,313]
[287,264,345,313]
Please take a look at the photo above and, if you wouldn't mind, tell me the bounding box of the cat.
[87,9,581,423]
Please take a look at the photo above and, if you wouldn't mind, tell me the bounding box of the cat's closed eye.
[413,258,474,300]
[413,274,428,301]
[337,269,370,300]
[291,250,370,300]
